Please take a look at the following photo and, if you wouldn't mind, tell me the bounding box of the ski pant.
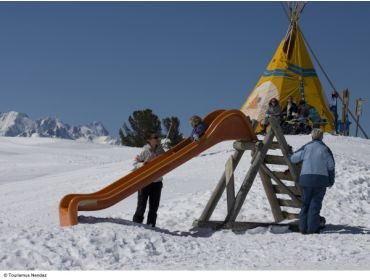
[133,181,163,227]
[299,185,327,234]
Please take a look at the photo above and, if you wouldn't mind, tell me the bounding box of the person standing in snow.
[132,132,165,227]
[189,115,208,141]
[289,128,335,234]
[261,97,281,133]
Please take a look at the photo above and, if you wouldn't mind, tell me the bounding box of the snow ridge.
[0,111,117,144]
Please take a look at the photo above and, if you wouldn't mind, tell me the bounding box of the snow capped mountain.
[0,111,36,137]
[36,116,72,139]
[0,111,117,144]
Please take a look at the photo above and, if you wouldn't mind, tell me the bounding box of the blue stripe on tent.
[264,68,287,73]
[287,68,317,77]
[263,69,291,77]
[263,64,318,78]
[288,68,317,76]
[263,72,291,77]
[288,63,315,71]
[288,63,317,77]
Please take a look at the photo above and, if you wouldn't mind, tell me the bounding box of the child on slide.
[189,115,208,141]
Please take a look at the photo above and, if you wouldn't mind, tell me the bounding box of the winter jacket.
[308,107,321,124]
[282,102,298,119]
[265,105,281,118]
[289,140,335,187]
[190,122,208,141]
[133,144,165,182]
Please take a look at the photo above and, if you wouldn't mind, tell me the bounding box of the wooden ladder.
[194,117,302,231]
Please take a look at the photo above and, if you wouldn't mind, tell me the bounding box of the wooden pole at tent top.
[355,98,365,137]
[342,89,350,136]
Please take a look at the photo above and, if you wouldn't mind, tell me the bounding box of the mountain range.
[0,111,118,144]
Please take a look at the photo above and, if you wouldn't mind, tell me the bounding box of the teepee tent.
[241,2,335,133]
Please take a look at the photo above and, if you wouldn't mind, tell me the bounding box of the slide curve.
[59,109,257,226]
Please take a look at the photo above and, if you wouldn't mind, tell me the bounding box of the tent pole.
[301,30,369,139]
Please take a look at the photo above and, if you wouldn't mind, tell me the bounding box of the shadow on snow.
[78,215,370,236]
[78,215,214,238]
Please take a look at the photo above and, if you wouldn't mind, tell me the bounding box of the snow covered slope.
[0,134,369,270]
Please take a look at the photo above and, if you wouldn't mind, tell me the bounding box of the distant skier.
[289,128,335,234]
[189,115,208,141]
[132,132,165,227]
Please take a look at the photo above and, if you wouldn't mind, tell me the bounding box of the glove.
[193,134,199,141]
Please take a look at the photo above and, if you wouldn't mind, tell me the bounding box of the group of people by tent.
[260,96,326,135]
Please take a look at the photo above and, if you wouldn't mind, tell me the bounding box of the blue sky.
[0,1,369,138]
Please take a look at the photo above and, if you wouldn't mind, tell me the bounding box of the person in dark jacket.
[189,115,208,141]
[282,96,298,120]
[289,128,335,234]
[132,132,165,227]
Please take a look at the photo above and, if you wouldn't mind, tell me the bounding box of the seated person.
[189,115,208,141]
[297,100,310,118]
[308,106,322,128]
[282,96,298,121]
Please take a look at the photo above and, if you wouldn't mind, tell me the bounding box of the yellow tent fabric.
[241,22,335,133]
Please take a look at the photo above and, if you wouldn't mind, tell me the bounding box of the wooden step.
[282,211,300,220]
[270,142,283,150]
[264,155,287,165]
[272,184,301,196]
[272,171,295,181]
[233,141,259,151]
[233,141,288,151]
[278,198,301,208]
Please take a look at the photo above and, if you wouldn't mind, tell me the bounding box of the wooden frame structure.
[193,117,302,231]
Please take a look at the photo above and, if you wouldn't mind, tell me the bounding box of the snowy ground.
[0,134,369,270]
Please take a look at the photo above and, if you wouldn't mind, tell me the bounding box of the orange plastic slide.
[59,109,257,226]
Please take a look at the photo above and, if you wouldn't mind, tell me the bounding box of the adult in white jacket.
[132,132,165,227]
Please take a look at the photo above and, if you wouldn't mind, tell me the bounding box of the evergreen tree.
[162,116,184,148]
[119,109,162,147]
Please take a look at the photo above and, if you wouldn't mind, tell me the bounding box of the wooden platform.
[193,220,300,232]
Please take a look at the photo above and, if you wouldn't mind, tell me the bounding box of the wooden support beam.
[193,220,299,232]
[233,141,258,151]
[234,141,282,151]
[225,156,236,215]
[197,149,244,222]
[259,168,285,222]
[192,220,225,230]
[226,129,275,222]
